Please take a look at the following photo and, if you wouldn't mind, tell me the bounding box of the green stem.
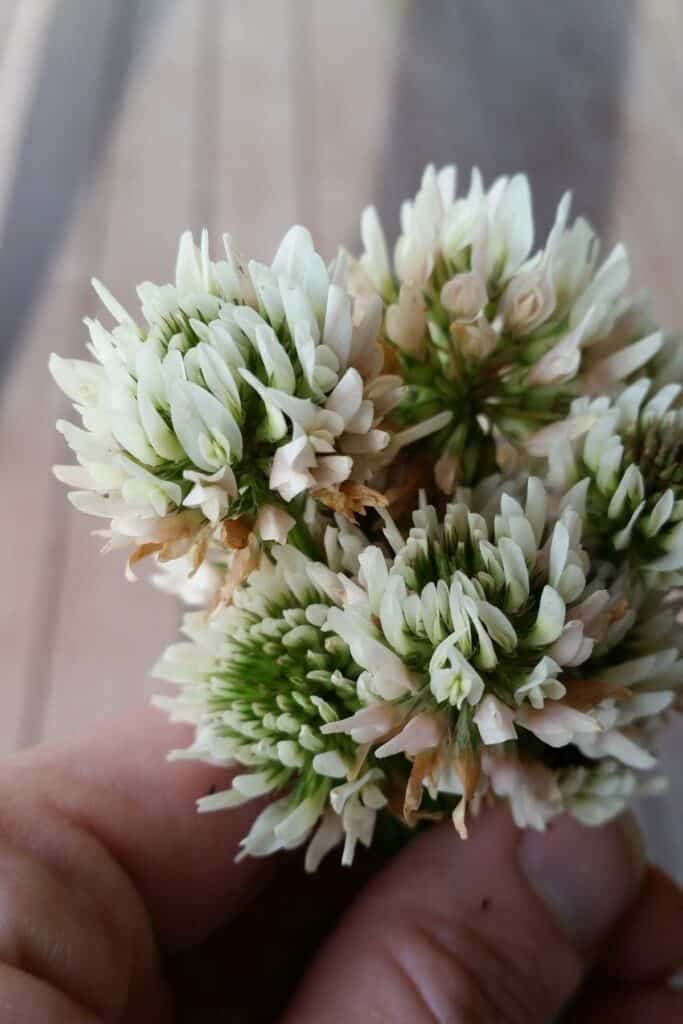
[287,513,318,560]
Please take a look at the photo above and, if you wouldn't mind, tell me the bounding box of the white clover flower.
[558,760,668,827]
[317,477,682,838]
[153,537,389,870]
[353,165,664,487]
[152,475,681,862]
[534,379,683,585]
[51,226,450,573]
[53,163,683,869]
[482,751,562,831]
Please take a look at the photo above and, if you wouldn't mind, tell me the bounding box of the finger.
[283,808,644,1024]
[3,705,271,946]
[0,838,128,1019]
[0,962,100,1023]
[598,866,683,983]
[569,985,683,1023]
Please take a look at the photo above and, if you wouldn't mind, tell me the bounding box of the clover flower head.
[354,164,663,486]
[47,166,683,868]
[153,526,390,870]
[51,226,449,574]
[533,379,683,585]
[154,476,682,863]
[318,477,682,838]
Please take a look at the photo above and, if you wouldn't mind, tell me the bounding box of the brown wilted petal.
[210,541,260,614]
[314,480,388,524]
[220,516,254,550]
[126,542,163,580]
[563,678,633,712]
[385,457,435,519]
[455,746,482,801]
[403,749,439,826]
[608,599,630,623]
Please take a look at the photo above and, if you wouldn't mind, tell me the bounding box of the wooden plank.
[0,0,23,62]
[0,1,55,224]
[0,0,126,755]
[607,0,683,326]
[40,1,204,744]
[0,168,111,754]
[211,0,298,261]
[305,0,403,257]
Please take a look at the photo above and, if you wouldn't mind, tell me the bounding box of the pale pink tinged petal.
[321,703,404,744]
[549,620,590,666]
[565,637,595,667]
[473,694,518,744]
[270,436,315,500]
[516,703,600,748]
[375,711,445,758]
[566,589,610,628]
[484,752,560,831]
[255,504,296,543]
[339,429,389,454]
[578,729,657,770]
[344,400,375,435]
[441,271,487,322]
[339,576,368,606]
[527,314,589,385]
[323,283,353,368]
[524,414,596,457]
[306,563,346,604]
[110,508,204,542]
[584,330,662,394]
[502,263,555,336]
[349,293,383,367]
[385,283,427,358]
[324,367,363,420]
[182,466,238,525]
[312,455,353,488]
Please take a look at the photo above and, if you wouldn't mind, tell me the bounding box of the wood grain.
[0,1,55,231]
[41,1,204,744]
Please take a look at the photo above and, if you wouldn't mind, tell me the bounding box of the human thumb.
[282,804,645,1023]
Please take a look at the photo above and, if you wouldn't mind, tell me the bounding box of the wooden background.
[1,0,682,879]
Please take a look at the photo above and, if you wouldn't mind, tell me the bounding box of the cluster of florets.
[354,165,664,488]
[52,164,683,870]
[51,226,448,576]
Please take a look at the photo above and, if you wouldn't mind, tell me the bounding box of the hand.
[0,707,681,1022]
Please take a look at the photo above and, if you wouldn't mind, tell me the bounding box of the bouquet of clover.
[50,165,683,872]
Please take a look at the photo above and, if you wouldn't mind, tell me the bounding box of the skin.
[0,705,681,1022]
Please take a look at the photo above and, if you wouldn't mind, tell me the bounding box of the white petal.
[255,504,296,543]
[526,587,566,646]
[474,695,517,744]
[376,712,444,757]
